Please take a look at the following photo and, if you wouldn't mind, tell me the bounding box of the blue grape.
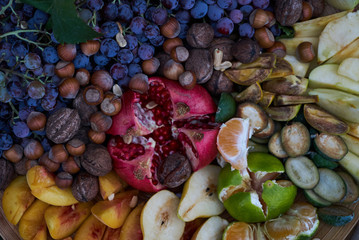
[228,0,238,10]
[50,32,59,44]
[239,22,254,37]
[0,120,7,131]
[118,4,133,23]
[179,0,195,10]
[0,87,12,103]
[79,8,93,22]
[128,63,142,77]
[204,0,216,4]
[138,43,154,60]
[162,0,179,10]
[87,0,104,11]
[178,23,189,39]
[144,24,160,40]
[130,16,147,35]
[117,75,131,87]
[175,10,191,23]
[85,62,93,72]
[132,56,141,63]
[13,121,30,138]
[270,24,281,37]
[117,49,134,64]
[33,9,48,25]
[24,53,41,70]
[100,39,119,58]
[42,46,59,64]
[41,138,51,152]
[216,17,234,35]
[32,67,44,76]
[19,106,33,121]
[73,53,90,69]
[149,35,165,47]
[26,98,39,107]
[136,34,148,43]
[237,0,252,4]
[190,1,208,19]
[0,103,11,119]
[102,3,118,20]
[229,9,243,23]
[252,0,270,9]
[132,0,147,15]
[145,6,156,21]
[240,5,253,18]
[101,21,119,38]
[22,4,34,17]
[0,41,12,60]
[6,55,17,68]
[208,4,224,21]
[7,78,26,100]
[152,8,168,25]
[94,52,110,66]
[27,80,45,100]
[43,64,54,77]
[217,0,233,9]
[10,11,23,25]
[11,40,29,58]
[125,34,138,50]
[0,133,13,150]
[110,63,128,81]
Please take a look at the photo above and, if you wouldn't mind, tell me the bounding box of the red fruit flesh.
[107,77,219,192]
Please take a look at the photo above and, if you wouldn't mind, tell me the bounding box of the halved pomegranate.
[107,77,219,192]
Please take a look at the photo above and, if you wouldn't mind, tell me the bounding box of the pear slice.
[338,58,359,82]
[191,216,228,240]
[178,165,225,222]
[141,190,185,240]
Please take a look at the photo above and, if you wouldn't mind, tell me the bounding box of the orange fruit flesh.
[224,222,253,240]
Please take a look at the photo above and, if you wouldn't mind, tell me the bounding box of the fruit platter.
[2,0,359,239]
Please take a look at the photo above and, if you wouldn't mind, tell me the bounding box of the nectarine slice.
[74,215,107,240]
[99,170,128,200]
[26,165,56,190]
[2,176,35,225]
[19,199,49,240]
[44,201,93,239]
[119,202,144,240]
[91,190,138,229]
[103,227,122,240]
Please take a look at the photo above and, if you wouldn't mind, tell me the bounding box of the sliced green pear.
[318,11,359,63]
[338,58,359,81]
[191,216,228,240]
[178,165,225,222]
[327,38,359,64]
[280,37,318,55]
[345,121,359,138]
[141,190,185,240]
[284,55,310,77]
[309,64,359,95]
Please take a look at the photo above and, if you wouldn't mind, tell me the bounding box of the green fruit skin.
[217,164,243,201]
[310,152,339,169]
[318,213,354,226]
[247,153,284,173]
[215,93,236,123]
[295,219,320,240]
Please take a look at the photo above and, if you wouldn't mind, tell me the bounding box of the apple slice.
[191,216,228,240]
[74,214,107,240]
[119,202,144,240]
[318,12,359,63]
[2,176,35,225]
[178,165,225,222]
[338,58,359,82]
[141,190,185,240]
[99,170,128,200]
[284,55,310,78]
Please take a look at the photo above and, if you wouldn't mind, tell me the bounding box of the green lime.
[215,92,236,123]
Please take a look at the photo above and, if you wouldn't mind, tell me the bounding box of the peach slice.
[74,214,107,240]
[99,170,128,200]
[91,190,138,229]
[27,165,78,206]
[19,199,49,240]
[32,225,47,240]
[103,227,122,240]
[119,202,144,240]
[44,201,93,239]
[2,176,35,225]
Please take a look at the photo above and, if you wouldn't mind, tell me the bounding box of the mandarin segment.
[223,222,254,240]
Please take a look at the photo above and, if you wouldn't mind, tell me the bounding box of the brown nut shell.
[129,73,149,94]
[75,68,91,86]
[142,57,160,75]
[27,111,46,131]
[80,40,100,56]
[100,93,122,116]
[232,38,260,64]
[254,27,275,49]
[163,59,184,81]
[39,152,60,172]
[186,23,214,48]
[171,46,189,63]
[49,144,69,163]
[249,9,269,29]
[0,158,15,190]
[57,44,76,62]
[301,1,313,21]
[185,49,213,84]
[55,61,75,78]
[81,144,112,176]
[296,41,315,63]
[163,38,183,54]
[58,78,80,99]
[66,139,86,156]
[88,129,106,144]
[274,0,303,26]
[90,70,114,92]
[62,156,81,174]
[90,111,113,132]
[204,70,234,96]
[179,71,196,90]
[83,85,104,106]
[24,140,44,160]
[72,171,99,202]
[267,41,287,58]
[3,144,23,163]
[55,172,73,189]
[160,17,181,39]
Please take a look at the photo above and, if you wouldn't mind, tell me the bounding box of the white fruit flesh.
[284,55,310,77]
[141,190,185,240]
[280,37,318,55]
[338,58,359,81]
[192,216,228,240]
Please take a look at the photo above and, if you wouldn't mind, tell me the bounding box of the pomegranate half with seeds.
[107,77,219,192]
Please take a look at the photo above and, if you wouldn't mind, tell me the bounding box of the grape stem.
[0,0,14,15]
[0,67,39,82]
[0,30,51,51]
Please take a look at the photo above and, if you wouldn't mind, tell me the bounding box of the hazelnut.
[73,89,98,126]
[75,68,91,86]
[100,93,122,116]
[160,17,181,39]
[55,172,73,189]
[171,46,189,63]
[129,73,149,94]
[163,38,183,54]
[39,152,60,172]
[265,11,276,28]
[307,0,324,18]
[24,139,44,160]
[179,71,196,90]
[57,43,77,62]
[296,41,315,63]
[3,144,23,163]
[88,129,106,144]
[0,158,15,190]
[90,70,114,92]
[55,61,75,78]
[49,144,69,163]
[83,85,104,105]
[62,156,81,174]
[80,40,100,56]
[14,157,28,175]
[232,38,260,63]
[26,111,46,131]
[142,57,160,75]
[301,1,313,21]
[249,9,269,29]
[72,171,99,202]
[58,78,80,99]
[186,23,214,48]
[163,59,184,81]
[66,139,86,156]
[90,111,113,132]
[25,159,38,171]
[254,27,275,49]
[267,41,287,58]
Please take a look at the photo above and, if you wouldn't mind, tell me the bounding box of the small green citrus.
[215,92,236,123]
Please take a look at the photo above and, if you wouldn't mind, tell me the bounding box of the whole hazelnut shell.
[80,40,100,57]
[58,77,80,99]
[160,17,181,39]
[75,68,91,86]
[307,0,324,18]
[232,38,260,64]
[49,144,69,163]
[66,139,86,156]
[179,71,196,90]
[249,9,269,28]
[3,144,23,163]
[142,57,160,75]
[90,111,113,132]
[254,27,275,49]
[267,41,287,58]
[14,157,28,175]
[163,59,184,81]
[186,23,214,48]
[300,1,313,21]
[81,144,112,176]
[129,73,149,94]
[39,152,60,172]
[24,140,44,160]
[83,85,104,106]
[55,61,75,78]
[296,41,316,63]
[57,44,76,62]
[27,111,46,131]
[88,129,106,144]
[72,171,99,202]
[90,70,114,92]
[62,156,81,174]
[25,159,38,171]
[55,172,73,189]
[163,38,183,55]
[171,46,189,63]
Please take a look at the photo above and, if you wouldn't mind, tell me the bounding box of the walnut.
[81,144,112,176]
[232,38,260,64]
[209,38,235,62]
[306,0,324,18]
[274,0,303,26]
[185,49,213,84]
[205,71,234,97]
[186,23,214,48]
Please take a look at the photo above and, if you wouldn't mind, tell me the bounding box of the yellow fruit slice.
[223,222,254,240]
